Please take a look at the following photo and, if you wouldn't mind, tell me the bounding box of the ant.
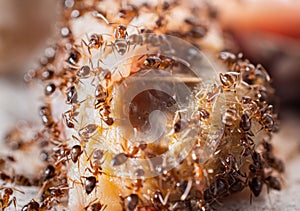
[173,119,187,134]
[40,185,69,210]
[67,145,83,164]
[83,176,97,195]
[89,149,105,162]
[38,68,55,81]
[94,84,108,109]
[202,177,229,209]
[78,124,98,140]
[198,108,210,121]
[0,187,24,211]
[248,176,263,198]
[69,175,98,195]
[39,106,61,139]
[85,157,105,177]
[118,4,138,22]
[84,198,107,211]
[132,178,144,192]
[219,51,237,64]
[220,154,239,174]
[111,142,141,167]
[0,172,13,184]
[62,108,79,128]
[255,64,270,83]
[112,37,131,56]
[42,165,56,181]
[14,174,36,187]
[262,141,284,173]
[239,135,254,157]
[67,49,81,65]
[143,55,176,71]
[65,85,78,104]
[99,69,112,87]
[219,72,239,88]
[114,24,128,39]
[209,177,229,199]
[242,64,270,87]
[64,85,86,110]
[260,113,275,132]
[21,199,41,211]
[93,11,142,56]
[247,151,266,204]
[44,83,56,96]
[264,176,281,192]
[206,84,222,102]
[89,72,114,126]
[39,105,54,128]
[82,33,106,55]
[120,194,139,211]
[112,24,142,55]
[184,20,207,39]
[52,143,70,165]
[227,171,246,194]
[110,153,128,167]
[221,107,238,127]
[240,113,251,132]
[152,1,178,33]
[93,11,128,37]
[86,149,106,176]
[98,103,114,126]
[240,96,259,116]
[151,190,171,209]
[77,65,92,79]
[55,143,85,170]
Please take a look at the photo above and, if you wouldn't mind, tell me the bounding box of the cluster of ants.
[0,0,283,211]
[200,52,283,206]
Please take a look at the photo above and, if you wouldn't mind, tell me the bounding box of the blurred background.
[0,0,58,77]
[0,0,299,210]
[1,0,299,113]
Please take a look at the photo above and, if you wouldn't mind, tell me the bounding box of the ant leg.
[93,11,110,25]
[55,157,67,166]
[84,160,96,176]
[102,204,108,211]
[13,197,17,211]
[111,42,118,60]
[249,193,253,211]
[87,149,96,161]
[67,176,83,188]
[77,157,81,174]
[36,180,49,199]
[9,197,16,211]
[81,39,91,56]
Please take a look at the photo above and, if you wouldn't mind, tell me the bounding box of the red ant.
[0,187,24,211]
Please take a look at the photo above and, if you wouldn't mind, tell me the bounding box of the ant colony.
[1,0,283,211]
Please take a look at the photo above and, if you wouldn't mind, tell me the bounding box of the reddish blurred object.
[0,0,58,75]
